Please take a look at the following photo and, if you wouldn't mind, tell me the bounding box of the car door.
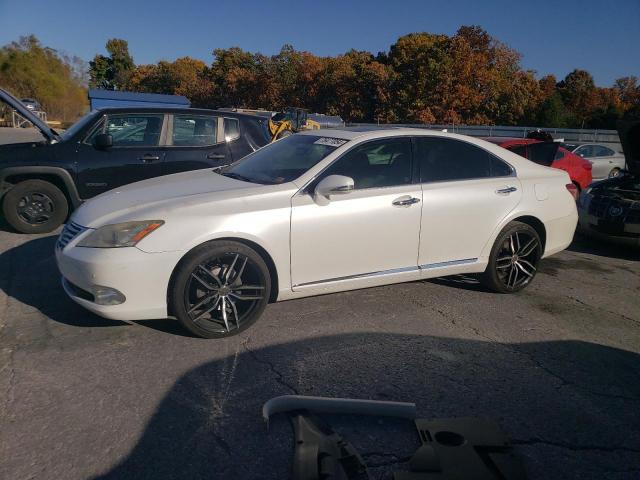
[589,145,619,178]
[290,137,422,289]
[77,113,166,198]
[162,113,230,175]
[415,136,521,269]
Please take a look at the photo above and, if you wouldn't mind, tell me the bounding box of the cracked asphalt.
[0,223,639,479]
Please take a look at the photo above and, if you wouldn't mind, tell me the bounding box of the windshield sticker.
[314,137,348,147]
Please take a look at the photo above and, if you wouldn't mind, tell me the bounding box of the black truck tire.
[2,179,69,234]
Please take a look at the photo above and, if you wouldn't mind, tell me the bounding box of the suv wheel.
[2,179,69,234]
[170,240,271,338]
[480,221,542,293]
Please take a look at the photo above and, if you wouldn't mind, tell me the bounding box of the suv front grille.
[57,221,86,249]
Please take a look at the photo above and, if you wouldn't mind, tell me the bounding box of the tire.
[480,221,542,294]
[2,179,69,234]
[608,168,621,178]
[170,240,271,338]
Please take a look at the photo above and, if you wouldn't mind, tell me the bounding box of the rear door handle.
[496,186,517,195]
[392,196,421,207]
[139,154,160,163]
[207,153,226,160]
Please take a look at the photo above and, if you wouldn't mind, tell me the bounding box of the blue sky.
[0,0,638,86]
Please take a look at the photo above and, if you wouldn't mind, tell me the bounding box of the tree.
[557,69,598,127]
[89,38,135,90]
[0,35,87,123]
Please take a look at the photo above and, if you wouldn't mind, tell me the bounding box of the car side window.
[172,115,217,146]
[527,142,558,167]
[416,137,512,183]
[320,138,412,190]
[575,145,594,158]
[593,145,614,157]
[224,118,240,142]
[99,114,164,147]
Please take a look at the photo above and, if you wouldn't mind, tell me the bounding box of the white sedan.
[56,128,578,338]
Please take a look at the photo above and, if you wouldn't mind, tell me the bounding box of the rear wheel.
[608,168,621,178]
[170,241,271,338]
[480,221,542,293]
[2,179,68,234]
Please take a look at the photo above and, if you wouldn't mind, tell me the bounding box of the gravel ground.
[0,221,638,479]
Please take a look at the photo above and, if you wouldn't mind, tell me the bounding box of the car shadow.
[0,234,196,335]
[569,232,640,261]
[88,333,640,480]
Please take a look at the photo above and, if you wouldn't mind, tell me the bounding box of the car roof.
[92,106,263,120]
[298,126,463,140]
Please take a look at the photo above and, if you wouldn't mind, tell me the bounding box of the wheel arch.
[0,166,81,208]
[166,236,280,317]
[480,212,548,260]
[510,215,547,252]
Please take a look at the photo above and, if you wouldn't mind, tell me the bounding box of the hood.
[72,169,258,228]
[618,120,640,175]
[0,88,59,142]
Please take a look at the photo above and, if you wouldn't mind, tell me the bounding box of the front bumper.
[56,242,184,321]
[577,213,640,247]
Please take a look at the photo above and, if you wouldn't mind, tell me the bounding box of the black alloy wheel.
[172,241,271,338]
[481,221,542,293]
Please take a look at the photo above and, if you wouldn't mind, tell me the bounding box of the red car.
[485,138,593,191]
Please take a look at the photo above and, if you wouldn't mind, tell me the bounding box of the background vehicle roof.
[92,107,264,121]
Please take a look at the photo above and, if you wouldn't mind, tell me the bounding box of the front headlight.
[77,220,164,248]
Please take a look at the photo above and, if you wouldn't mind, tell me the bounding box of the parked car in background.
[0,88,270,233]
[562,142,626,180]
[577,122,640,246]
[56,128,578,338]
[21,98,42,111]
[486,137,592,192]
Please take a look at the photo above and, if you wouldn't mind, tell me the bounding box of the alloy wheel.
[183,252,266,334]
[494,231,540,291]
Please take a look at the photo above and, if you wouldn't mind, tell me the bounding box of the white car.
[564,143,626,179]
[56,128,578,338]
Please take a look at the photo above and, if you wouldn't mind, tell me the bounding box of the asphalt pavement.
[0,222,639,479]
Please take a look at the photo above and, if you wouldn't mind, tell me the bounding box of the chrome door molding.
[292,258,478,288]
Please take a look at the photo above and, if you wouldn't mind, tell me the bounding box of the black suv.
[0,89,270,233]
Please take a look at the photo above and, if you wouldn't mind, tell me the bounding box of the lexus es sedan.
[56,128,578,338]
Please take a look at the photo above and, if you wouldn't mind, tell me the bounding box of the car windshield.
[59,112,97,141]
[220,134,347,184]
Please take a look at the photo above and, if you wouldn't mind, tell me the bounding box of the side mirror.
[93,133,113,150]
[314,174,354,202]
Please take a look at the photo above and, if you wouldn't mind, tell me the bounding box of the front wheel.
[608,168,621,178]
[170,241,271,338]
[2,179,68,234]
[480,221,542,293]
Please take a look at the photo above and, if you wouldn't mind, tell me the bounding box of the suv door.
[163,113,230,175]
[77,113,166,198]
[415,137,521,269]
[290,137,422,290]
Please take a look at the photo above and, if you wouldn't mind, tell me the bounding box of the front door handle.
[140,154,160,163]
[392,196,421,207]
[207,153,226,160]
[496,186,517,195]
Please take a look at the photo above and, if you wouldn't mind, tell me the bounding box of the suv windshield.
[60,112,97,141]
[221,134,346,184]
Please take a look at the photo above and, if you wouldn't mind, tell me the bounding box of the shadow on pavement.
[0,235,183,334]
[91,334,640,480]
[568,233,640,261]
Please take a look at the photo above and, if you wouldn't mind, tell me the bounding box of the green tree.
[0,35,87,123]
[89,38,134,90]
